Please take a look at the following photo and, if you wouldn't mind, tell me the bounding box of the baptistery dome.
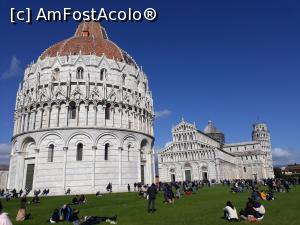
[8,21,155,195]
[40,21,137,67]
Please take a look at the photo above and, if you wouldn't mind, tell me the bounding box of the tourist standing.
[147,183,157,213]
[127,184,131,192]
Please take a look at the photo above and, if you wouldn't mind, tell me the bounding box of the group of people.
[223,198,266,222]
[49,204,117,225]
[72,195,87,205]
[0,177,298,224]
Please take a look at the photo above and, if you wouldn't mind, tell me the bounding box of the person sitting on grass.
[70,208,80,225]
[163,185,175,204]
[16,197,31,221]
[49,208,60,223]
[95,191,103,197]
[223,201,239,222]
[59,204,72,222]
[0,200,13,225]
[259,190,267,201]
[266,190,274,201]
[31,194,40,204]
[239,198,265,222]
[72,195,79,205]
[79,194,87,204]
[253,201,265,221]
[251,188,260,201]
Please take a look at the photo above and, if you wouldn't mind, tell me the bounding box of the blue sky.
[0,0,300,165]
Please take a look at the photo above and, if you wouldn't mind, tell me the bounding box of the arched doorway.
[140,139,149,184]
[201,166,208,181]
[21,137,37,191]
[184,163,192,182]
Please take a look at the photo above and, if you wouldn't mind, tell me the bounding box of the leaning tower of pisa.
[252,123,274,178]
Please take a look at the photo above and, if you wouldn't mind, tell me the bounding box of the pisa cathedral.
[7,21,155,195]
[158,120,274,182]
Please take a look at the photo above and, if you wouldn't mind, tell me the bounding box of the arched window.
[52,68,60,81]
[48,144,54,162]
[128,144,131,161]
[105,104,110,120]
[69,102,77,119]
[104,143,109,161]
[77,143,83,161]
[243,167,247,173]
[76,67,84,79]
[100,68,107,81]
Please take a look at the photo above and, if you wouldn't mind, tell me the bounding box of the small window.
[69,102,76,119]
[100,68,107,81]
[128,144,131,161]
[105,104,110,120]
[48,144,54,162]
[243,167,247,173]
[77,143,83,161]
[128,121,132,129]
[104,143,109,161]
[122,74,126,85]
[76,67,84,79]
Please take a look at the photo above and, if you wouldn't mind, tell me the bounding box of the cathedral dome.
[204,120,225,144]
[40,21,137,67]
[204,120,221,134]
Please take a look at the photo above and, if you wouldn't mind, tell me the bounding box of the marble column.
[85,104,89,126]
[56,105,61,127]
[66,104,69,127]
[32,148,40,190]
[33,109,37,130]
[94,105,97,126]
[118,147,123,188]
[92,146,97,189]
[46,106,51,128]
[76,104,80,126]
[62,147,68,191]
[39,108,44,129]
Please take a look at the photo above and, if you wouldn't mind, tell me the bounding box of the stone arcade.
[7,21,155,195]
[158,120,274,182]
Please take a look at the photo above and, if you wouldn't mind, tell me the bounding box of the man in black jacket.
[147,183,157,213]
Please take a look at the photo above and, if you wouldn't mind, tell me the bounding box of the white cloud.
[272,147,300,166]
[155,109,171,119]
[273,148,291,158]
[0,143,11,165]
[1,56,22,79]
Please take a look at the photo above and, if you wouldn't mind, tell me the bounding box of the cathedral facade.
[7,21,155,195]
[158,120,274,182]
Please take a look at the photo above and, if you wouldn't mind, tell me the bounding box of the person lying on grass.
[223,201,239,222]
[68,209,118,225]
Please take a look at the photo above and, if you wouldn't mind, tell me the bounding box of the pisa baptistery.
[7,21,155,195]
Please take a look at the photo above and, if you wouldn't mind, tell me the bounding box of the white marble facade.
[7,21,155,195]
[158,120,274,183]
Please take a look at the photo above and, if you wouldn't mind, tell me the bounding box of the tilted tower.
[252,123,274,178]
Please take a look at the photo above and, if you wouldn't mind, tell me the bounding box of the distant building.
[158,119,274,182]
[0,165,9,190]
[282,164,300,175]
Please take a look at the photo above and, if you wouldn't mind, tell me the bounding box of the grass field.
[2,185,300,225]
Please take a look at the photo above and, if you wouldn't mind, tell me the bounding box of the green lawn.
[2,185,300,225]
